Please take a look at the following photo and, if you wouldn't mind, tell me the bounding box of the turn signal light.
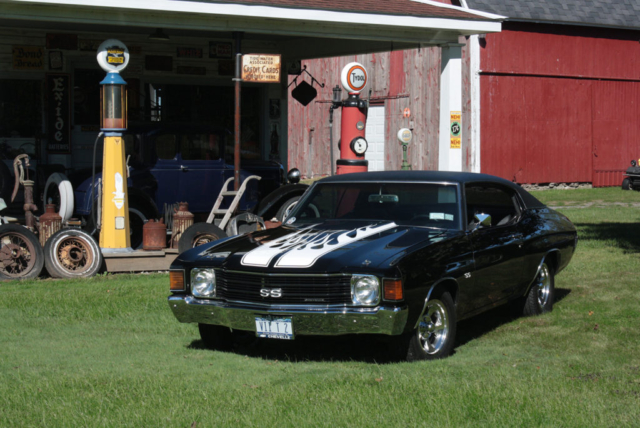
[383,279,403,301]
[170,270,185,291]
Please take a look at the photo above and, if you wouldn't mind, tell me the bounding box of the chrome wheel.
[417,299,450,355]
[536,263,552,309]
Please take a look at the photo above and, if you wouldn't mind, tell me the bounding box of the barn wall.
[480,22,640,186]
[288,47,441,178]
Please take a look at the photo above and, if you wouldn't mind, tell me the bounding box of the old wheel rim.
[57,237,94,273]
[193,233,218,248]
[536,263,551,308]
[418,299,449,355]
[0,233,36,277]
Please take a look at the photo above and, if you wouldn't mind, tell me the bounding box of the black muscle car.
[168,171,577,360]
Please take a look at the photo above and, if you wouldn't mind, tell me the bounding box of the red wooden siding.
[480,23,640,186]
[288,48,441,178]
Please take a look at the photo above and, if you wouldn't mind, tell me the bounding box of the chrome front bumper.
[168,295,409,336]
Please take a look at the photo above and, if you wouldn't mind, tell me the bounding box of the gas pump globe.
[96,39,131,251]
[100,72,127,130]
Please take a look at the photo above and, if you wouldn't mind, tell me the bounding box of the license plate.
[255,316,294,340]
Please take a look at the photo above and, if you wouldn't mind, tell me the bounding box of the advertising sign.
[242,54,281,83]
[450,111,461,149]
[12,46,44,70]
[46,74,71,154]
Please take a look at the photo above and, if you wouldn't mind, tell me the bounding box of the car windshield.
[287,182,461,230]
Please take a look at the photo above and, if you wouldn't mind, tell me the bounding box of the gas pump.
[336,62,369,175]
[96,39,131,251]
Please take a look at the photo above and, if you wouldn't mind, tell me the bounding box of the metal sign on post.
[241,54,281,83]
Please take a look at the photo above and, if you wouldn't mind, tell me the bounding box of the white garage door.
[365,105,385,171]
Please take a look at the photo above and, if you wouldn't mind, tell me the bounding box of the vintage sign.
[46,74,71,154]
[450,111,461,149]
[242,54,281,83]
[97,39,130,72]
[209,42,232,58]
[177,47,202,58]
[13,46,44,70]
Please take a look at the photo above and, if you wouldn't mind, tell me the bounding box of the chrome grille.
[215,270,351,305]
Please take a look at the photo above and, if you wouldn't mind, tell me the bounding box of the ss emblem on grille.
[260,288,282,298]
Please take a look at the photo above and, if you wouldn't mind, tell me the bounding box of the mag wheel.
[406,291,456,361]
[0,224,44,280]
[44,229,103,278]
[523,262,555,316]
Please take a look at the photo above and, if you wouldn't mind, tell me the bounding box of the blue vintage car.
[168,171,577,361]
[71,125,303,247]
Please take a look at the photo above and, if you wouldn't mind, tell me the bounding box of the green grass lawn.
[1,188,640,427]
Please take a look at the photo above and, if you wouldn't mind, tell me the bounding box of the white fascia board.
[411,0,506,20]
[4,0,503,34]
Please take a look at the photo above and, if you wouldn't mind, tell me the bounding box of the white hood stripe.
[241,223,397,268]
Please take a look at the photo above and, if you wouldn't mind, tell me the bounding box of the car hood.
[178,220,459,273]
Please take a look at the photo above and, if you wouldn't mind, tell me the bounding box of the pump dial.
[350,137,368,155]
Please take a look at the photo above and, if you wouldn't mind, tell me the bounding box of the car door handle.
[180,165,189,172]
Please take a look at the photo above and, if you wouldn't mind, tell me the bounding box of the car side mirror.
[472,213,491,231]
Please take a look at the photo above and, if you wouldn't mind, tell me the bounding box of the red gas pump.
[336,62,369,175]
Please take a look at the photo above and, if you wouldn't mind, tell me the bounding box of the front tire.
[522,262,555,316]
[275,196,301,222]
[44,229,103,278]
[406,291,456,361]
[178,223,227,254]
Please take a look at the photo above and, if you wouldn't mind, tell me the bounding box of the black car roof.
[317,171,545,208]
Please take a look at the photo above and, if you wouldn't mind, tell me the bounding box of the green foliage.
[1,189,640,427]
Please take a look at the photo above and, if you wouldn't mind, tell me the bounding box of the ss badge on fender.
[260,288,282,298]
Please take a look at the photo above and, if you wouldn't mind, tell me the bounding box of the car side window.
[181,133,222,161]
[465,184,520,229]
[156,134,178,160]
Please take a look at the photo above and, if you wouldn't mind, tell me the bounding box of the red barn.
[289,0,640,187]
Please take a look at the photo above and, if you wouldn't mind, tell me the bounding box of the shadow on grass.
[189,333,404,363]
[455,287,571,349]
[575,222,640,253]
[188,289,571,363]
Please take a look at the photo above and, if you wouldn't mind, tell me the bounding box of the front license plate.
[255,316,294,340]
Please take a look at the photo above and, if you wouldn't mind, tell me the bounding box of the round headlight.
[351,275,380,306]
[287,168,301,184]
[191,268,216,298]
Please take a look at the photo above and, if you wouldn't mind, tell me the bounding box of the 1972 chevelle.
[168,171,577,360]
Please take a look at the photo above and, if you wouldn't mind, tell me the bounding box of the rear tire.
[178,223,227,254]
[522,262,555,316]
[198,323,233,351]
[44,229,103,278]
[0,224,44,280]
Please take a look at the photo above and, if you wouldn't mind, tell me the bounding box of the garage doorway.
[365,105,385,171]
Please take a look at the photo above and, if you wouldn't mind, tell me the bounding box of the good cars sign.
[242,54,281,83]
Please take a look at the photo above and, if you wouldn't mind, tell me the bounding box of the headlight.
[351,274,380,306]
[191,268,216,298]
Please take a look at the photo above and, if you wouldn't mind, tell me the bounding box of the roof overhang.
[0,0,503,59]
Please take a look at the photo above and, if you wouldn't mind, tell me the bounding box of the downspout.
[460,0,482,173]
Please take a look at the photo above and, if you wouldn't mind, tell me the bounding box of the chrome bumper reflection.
[168,295,408,336]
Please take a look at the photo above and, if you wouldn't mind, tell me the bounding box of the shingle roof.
[190,0,491,20]
[465,0,640,30]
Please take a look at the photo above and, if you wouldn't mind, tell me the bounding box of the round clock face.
[350,137,368,155]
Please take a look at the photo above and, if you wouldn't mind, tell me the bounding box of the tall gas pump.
[96,39,131,251]
[336,62,369,175]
